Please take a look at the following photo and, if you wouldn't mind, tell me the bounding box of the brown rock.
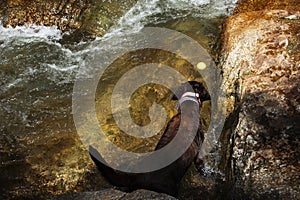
[0,0,137,39]
[0,0,90,35]
[234,0,300,14]
[221,8,300,200]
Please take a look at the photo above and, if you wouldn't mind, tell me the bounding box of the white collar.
[181,92,199,98]
[175,92,200,110]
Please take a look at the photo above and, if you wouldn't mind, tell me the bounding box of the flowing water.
[0,0,238,198]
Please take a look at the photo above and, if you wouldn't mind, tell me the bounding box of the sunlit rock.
[221,7,300,199]
[234,0,300,14]
[0,0,137,39]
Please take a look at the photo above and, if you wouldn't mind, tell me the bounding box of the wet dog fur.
[89,81,211,197]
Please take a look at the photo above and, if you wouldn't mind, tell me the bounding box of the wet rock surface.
[54,189,177,200]
[221,5,300,200]
[0,0,137,39]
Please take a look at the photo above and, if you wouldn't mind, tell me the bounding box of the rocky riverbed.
[0,0,299,199]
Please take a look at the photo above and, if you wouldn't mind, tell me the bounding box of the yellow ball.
[197,62,206,70]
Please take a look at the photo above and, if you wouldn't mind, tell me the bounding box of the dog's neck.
[175,92,201,111]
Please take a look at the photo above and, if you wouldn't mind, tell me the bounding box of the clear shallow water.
[0,0,237,198]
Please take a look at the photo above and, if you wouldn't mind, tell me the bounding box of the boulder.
[54,189,177,200]
[234,0,300,14]
[221,6,300,200]
[0,0,137,39]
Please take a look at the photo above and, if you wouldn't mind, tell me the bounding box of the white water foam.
[103,0,238,40]
[0,23,62,41]
[0,0,239,45]
[202,164,226,181]
[47,64,78,72]
[0,0,239,79]
[0,22,83,75]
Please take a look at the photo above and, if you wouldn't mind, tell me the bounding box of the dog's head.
[172,81,211,102]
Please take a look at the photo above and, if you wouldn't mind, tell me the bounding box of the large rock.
[234,0,300,14]
[0,0,137,39]
[0,0,90,30]
[221,7,300,200]
[54,189,177,200]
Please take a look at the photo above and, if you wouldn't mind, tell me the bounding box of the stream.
[0,0,238,199]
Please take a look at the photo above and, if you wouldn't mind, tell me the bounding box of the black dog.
[89,81,211,197]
